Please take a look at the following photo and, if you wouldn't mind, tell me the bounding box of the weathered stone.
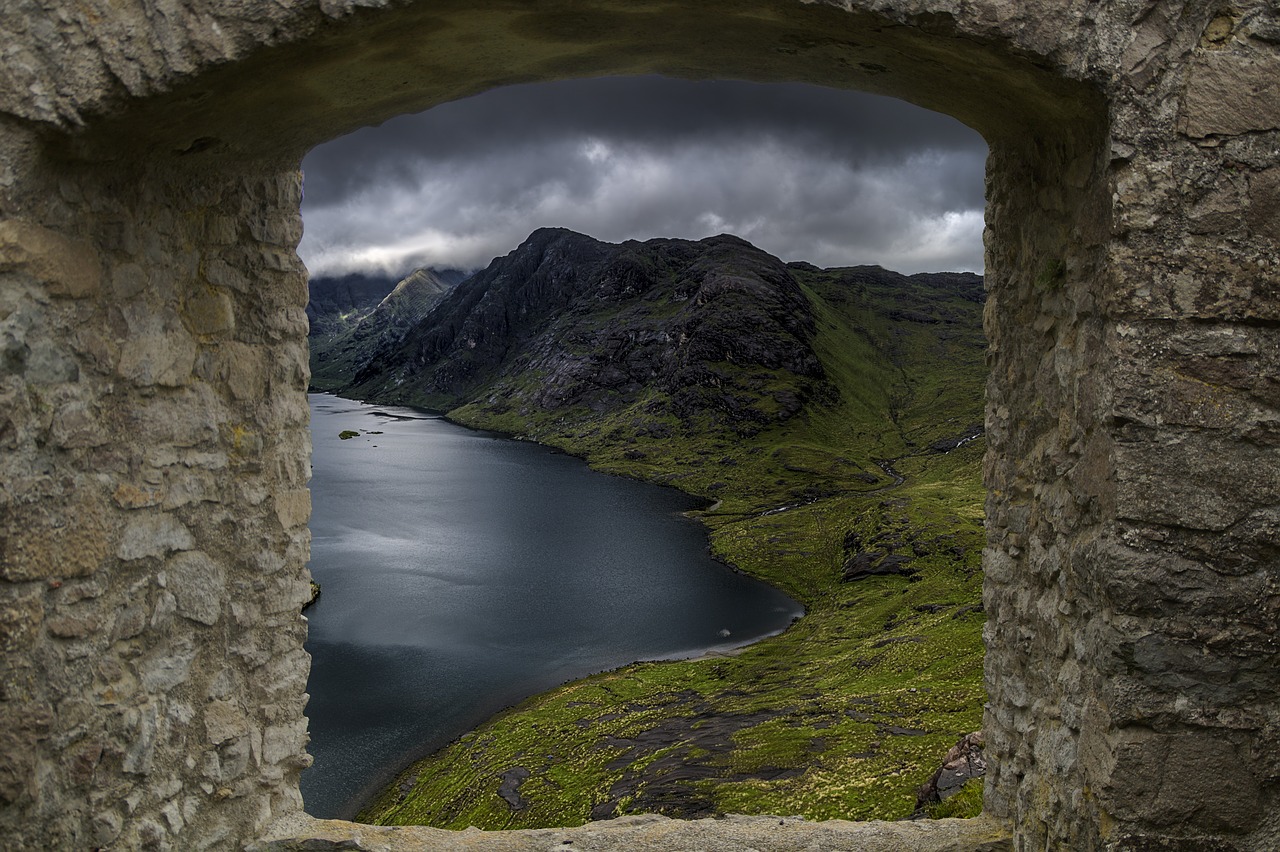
[109,263,149,300]
[168,551,225,625]
[182,286,235,336]
[66,738,103,786]
[138,640,197,693]
[46,611,102,639]
[48,395,103,448]
[0,591,44,653]
[0,220,101,298]
[273,490,310,530]
[0,703,52,804]
[114,602,147,641]
[1248,167,1280,240]
[262,721,308,767]
[222,342,268,400]
[122,703,161,776]
[205,700,247,745]
[113,482,164,510]
[1,1,1277,850]
[1101,727,1263,833]
[91,809,122,846]
[1181,51,1280,138]
[117,514,194,561]
[132,387,224,448]
[117,331,198,387]
[0,495,110,581]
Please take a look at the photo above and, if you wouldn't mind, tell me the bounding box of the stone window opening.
[294,77,992,829]
[4,2,1274,849]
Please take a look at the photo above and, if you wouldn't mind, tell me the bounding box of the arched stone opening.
[1,2,1275,850]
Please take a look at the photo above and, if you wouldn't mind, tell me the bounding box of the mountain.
[337,228,983,460]
[342,228,834,437]
[308,265,468,390]
[305,270,400,336]
[343,228,992,828]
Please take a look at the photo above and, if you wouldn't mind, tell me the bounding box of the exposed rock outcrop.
[309,266,466,390]
[345,229,831,437]
[914,731,986,814]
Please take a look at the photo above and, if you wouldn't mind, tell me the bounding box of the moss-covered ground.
[358,266,988,829]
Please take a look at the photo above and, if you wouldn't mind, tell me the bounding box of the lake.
[301,393,804,819]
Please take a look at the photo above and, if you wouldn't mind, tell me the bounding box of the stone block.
[113,483,164,510]
[204,700,246,745]
[0,591,44,653]
[117,331,197,387]
[1114,430,1280,531]
[49,396,104,449]
[47,611,103,639]
[1180,51,1280,138]
[182,286,235,336]
[132,387,223,448]
[0,220,101,298]
[23,338,79,385]
[138,640,197,693]
[114,602,147,641]
[263,577,310,615]
[1101,727,1262,833]
[261,721,307,767]
[160,468,223,509]
[109,263,148,300]
[117,514,194,561]
[217,736,251,782]
[222,342,268,400]
[0,495,110,581]
[65,738,103,786]
[1248,168,1280,240]
[122,703,160,776]
[273,489,310,530]
[168,551,225,625]
[0,703,52,804]
[91,810,122,846]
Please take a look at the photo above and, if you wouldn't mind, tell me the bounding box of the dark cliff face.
[346,229,829,435]
[308,266,467,391]
[306,271,400,335]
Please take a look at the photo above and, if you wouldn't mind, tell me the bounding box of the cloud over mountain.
[299,76,987,277]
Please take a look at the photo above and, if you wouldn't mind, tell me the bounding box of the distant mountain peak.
[307,264,468,391]
[316,227,985,440]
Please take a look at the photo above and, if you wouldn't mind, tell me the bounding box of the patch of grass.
[927,779,984,819]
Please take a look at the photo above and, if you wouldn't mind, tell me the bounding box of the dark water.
[301,393,803,819]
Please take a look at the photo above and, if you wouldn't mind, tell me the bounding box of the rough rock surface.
[915,731,988,812]
[0,1,1276,850]
[308,266,465,389]
[344,228,828,435]
[252,812,1013,851]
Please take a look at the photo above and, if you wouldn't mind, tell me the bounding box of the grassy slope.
[359,267,988,828]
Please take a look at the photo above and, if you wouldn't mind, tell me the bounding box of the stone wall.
[0,135,315,848]
[0,1,1275,850]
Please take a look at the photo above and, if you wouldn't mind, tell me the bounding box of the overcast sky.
[298,76,987,279]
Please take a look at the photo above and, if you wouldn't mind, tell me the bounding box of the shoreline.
[305,391,807,819]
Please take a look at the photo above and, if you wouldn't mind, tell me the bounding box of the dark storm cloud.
[298,76,987,277]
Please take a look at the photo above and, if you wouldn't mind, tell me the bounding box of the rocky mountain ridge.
[343,229,993,829]
[308,265,467,389]
[333,228,981,445]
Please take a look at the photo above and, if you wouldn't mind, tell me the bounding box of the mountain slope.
[345,228,828,438]
[306,270,400,336]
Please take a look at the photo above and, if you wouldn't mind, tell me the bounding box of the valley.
[306,229,989,828]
